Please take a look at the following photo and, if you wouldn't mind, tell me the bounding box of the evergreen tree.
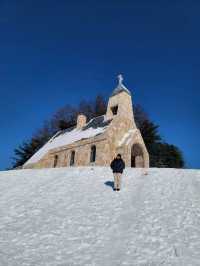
[12,135,50,168]
[134,105,184,168]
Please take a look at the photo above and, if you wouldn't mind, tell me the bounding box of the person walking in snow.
[110,154,125,191]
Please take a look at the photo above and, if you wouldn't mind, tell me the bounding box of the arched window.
[53,155,59,168]
[70,151,75,166]
[90,145,96,163]
[111,105,118,115]
[131,144,144,168]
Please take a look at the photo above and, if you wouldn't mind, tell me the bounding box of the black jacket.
[110,158,125,173]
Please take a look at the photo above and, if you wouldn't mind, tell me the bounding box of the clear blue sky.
[0,0,200,170]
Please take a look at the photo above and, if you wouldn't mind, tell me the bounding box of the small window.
[53,155,58,168]
[70,151,75,166]
[90,145,96,163]
[111,105,118,115]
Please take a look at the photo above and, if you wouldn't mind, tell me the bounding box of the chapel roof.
[24,115,112,166]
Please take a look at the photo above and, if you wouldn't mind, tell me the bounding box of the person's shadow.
[104,181,115,190]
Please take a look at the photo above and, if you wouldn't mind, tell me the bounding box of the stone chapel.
[23,75,149,169]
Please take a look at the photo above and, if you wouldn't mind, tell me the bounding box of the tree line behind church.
[12,95,184,169]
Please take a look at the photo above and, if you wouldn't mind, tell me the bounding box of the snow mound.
[0,167,200,266]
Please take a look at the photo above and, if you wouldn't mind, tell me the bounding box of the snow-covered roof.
[24,115,112,166]
[112,83,131,97]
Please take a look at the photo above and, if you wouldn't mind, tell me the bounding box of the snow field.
[0,167,200,266]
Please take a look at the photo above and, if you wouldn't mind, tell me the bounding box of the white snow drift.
[0,167,200,266]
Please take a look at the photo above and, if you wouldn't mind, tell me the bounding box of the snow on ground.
[0,167,200,266]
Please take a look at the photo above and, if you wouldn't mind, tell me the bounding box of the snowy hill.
[0,167,200,266]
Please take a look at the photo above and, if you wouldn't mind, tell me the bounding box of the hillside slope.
[0,167,200,266]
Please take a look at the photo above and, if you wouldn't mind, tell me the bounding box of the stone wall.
[26,135,111,169]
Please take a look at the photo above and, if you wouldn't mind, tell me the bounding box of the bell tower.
[106,74,136,128]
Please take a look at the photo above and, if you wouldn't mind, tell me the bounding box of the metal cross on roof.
[118,74,123,85]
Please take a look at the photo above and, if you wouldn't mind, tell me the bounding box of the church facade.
[23,75,149,169]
